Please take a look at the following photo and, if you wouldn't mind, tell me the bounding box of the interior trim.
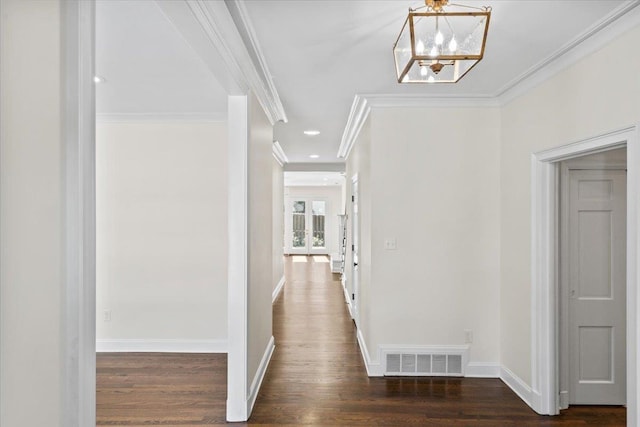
[337,95,370,159]
[247,336,276,417]
[338,4,640,162]
[157,0,286,125]
[531,125,639,419]
[227,0,287,124]
[500,366,534,408]
[96,112,227,123]
[272,140,289,166]
[497,1,640,104]
[272,275,286,303]
[96,339,228,353]
[61,1,97,425]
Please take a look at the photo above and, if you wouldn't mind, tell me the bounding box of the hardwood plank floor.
[97,255,626,426]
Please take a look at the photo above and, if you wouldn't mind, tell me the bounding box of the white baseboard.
[500,365,533,408]
[342,285,354,319]
[465,362,501,378]
[272,275,285,303]
[247,336,275,415]
[356,329,383,377]
[354,338,532,410]
[96,338,228,353]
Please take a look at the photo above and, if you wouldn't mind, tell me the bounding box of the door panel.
[577,211,612,299]
[310,200,327,254]
[290,200,307,254]
[568,169,626,405]
[578,326,613,382]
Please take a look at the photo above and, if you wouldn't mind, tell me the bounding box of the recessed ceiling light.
[94,76,106,84]
[304,130,320,136]
[309,154,320,159]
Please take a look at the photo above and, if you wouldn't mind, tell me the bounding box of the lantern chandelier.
[393,0,491,83]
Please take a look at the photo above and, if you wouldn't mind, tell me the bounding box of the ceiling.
[96,0,636,163]
[284,172,345,187]
[243,0,630,163]
[96,0,227,119]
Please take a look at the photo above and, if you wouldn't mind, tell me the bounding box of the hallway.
[97,255,626,425]
[252,255,627,425]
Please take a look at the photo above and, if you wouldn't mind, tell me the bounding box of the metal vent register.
[385,352,464,376]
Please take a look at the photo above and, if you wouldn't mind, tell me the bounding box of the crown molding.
[337,95,370,159]
[365,94,500,109]
[337,93,497,160]
[338,2,640,161]
[228,0,288,124]
[96,112,227,123]
[497,0,640,104]
[186,0,286,125]
[272,140,288,166]
[157,0,286,125]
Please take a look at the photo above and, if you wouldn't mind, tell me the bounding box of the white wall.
[273,159,284,291]
[247,93,274,389]
[345,23,640,395]
[1,0,64,424]
[500,23,640,386]
[364,107,502,365]
[284,185,343,255]
[96,121,228,346]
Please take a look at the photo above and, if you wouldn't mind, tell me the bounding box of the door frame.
[284,196,330,255]
[531,125,639,421]
[62,1,97,425]
[351,174,360,326]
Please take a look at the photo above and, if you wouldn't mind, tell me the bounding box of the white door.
[351,176,359,325]
[565,168,626,405]
[286,198,328,255]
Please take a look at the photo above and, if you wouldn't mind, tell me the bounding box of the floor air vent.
[384,351,465,377]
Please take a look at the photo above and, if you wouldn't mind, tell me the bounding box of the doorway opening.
[531,126,639,419]
[283,171,346,257]
[95,0,230,423]
[558,148,627,409]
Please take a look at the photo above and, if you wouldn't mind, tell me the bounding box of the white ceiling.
[284,171,345,187]
[243,0,630,163]
[96,0,227,119]
[96,0,635,163]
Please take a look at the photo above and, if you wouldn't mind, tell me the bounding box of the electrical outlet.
[384,238,397,250]
[103,309,111,322]
[464,329,473,344]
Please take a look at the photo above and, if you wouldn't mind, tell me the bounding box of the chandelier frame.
[393,6,491,84]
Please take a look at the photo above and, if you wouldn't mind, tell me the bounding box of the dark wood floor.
[97,255,626,426]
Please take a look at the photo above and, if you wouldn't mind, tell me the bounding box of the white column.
[226,95,249,422]
[61,1,97,426]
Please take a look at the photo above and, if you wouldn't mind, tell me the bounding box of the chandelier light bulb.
[448,37,457,52]
[416,39,425,54]
[420,66,428,76]
[429,45,438,57]
[435,31,444,45]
